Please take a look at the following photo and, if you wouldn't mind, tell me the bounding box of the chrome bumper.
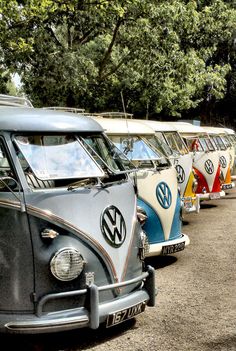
[4,266,155,334]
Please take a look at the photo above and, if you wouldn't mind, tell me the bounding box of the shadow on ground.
[1,318,137,351]
[145,255,177,269]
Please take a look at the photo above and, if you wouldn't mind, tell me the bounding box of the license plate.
[106,301,146,328]
[161,242,185,255]
[184,200,193,209]
[222,183,233,190]
[209,192,220,199]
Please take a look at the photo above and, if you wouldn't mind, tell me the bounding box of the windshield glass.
[15,135,104,180]
[212,136,226,150]
[221,135,231,148]
[154,132,174,156]
[199,136,215,151]
[81,134,136,172]
[164,132,188,155]
[109,135,170,168]
[184,137,204,152]
[145,135,170,157]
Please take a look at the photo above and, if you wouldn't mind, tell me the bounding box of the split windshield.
[164,132,188,155]
[14,134,105,180]
[108,135,170,168]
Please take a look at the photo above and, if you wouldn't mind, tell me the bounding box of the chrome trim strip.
[0,198,21,210]
[5,315,89,332]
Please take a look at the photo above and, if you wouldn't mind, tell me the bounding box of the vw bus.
[174,122,224,200]
[139,120,200,214]
[202,126,235,191]
[223,127,236,181]
[0,107,155,333]
[91,116,190,257]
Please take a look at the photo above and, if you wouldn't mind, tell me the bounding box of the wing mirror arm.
[0,176,26,212]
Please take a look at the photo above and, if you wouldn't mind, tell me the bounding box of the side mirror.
[0,176,18,190]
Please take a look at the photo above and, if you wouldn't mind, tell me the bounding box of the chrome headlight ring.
[50,247,86,281]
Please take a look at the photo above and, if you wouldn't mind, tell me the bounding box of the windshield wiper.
[67,178,99,191]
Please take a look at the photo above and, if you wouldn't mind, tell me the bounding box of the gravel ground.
[4,189,236,351]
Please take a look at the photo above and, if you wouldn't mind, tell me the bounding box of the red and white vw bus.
[174,122,224,201]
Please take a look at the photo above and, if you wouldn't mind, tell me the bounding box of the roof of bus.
[224,127,235,135]
[0,107,103,132]
[133,119,178,132]
[92,116,155,135]
[170,122,207,135]
[202,126,227,135]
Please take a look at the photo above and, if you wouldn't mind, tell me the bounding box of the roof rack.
[0,94,33,107]
[43,106,85,113]
[92,112,133,119]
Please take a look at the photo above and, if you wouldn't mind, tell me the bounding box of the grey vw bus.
[0,107,155,333]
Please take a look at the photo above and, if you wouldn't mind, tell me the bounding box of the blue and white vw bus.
[0,107,155,333]
[139,120,200,214]
[92,116,190,257]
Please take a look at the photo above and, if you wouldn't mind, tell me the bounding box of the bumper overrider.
[4,266,156,334]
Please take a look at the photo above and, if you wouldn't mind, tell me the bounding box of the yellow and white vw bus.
[92,116,190,257]
[203,126,235,191]
[174,122,224,200]
[139,120,200,214]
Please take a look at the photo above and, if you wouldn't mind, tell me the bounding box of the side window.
[0,140,18,191]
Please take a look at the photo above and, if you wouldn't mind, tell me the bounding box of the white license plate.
[184,200,193,209]
[106,301,146,328]
[209,192,220,199]
[222,184,233,190]
[161,242,185,255]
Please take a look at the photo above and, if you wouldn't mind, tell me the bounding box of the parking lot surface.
[4,189,236,351]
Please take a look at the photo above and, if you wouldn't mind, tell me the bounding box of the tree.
[0,0,236,121]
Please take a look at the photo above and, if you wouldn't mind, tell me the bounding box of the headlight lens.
[137,206,147,226]
[139,230,150,260]
[219,170,224,183]
[50,248,85,281]
[192,179,198,193]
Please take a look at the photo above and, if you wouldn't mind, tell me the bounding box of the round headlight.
[192,179,198,193]
[137,206,147,227]
[139,230,150,260]
[50,248,85,281]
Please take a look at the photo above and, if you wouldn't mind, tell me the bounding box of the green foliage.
[0,0,235,119]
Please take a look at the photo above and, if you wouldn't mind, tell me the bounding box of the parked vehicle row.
[0,95,235,337]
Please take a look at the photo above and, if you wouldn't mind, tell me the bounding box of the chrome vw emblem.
[205,159,214,174]
[175,165,185,184]
[219,156,227,169]
[156,182,172,209]
[101,206,126,247]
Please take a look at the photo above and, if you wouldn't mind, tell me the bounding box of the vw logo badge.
[219,156,227,169]
[101,206,126,247]
[205,159,214,174]
[175,165,185,184]
[156,182,172,209]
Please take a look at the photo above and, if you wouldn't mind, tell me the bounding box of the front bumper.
[3,266,155,334]
[198,190,225,200]
[147,233,190,257]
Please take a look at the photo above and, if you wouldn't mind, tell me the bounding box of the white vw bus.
[91,116,190,257]
[174,122,224,200]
